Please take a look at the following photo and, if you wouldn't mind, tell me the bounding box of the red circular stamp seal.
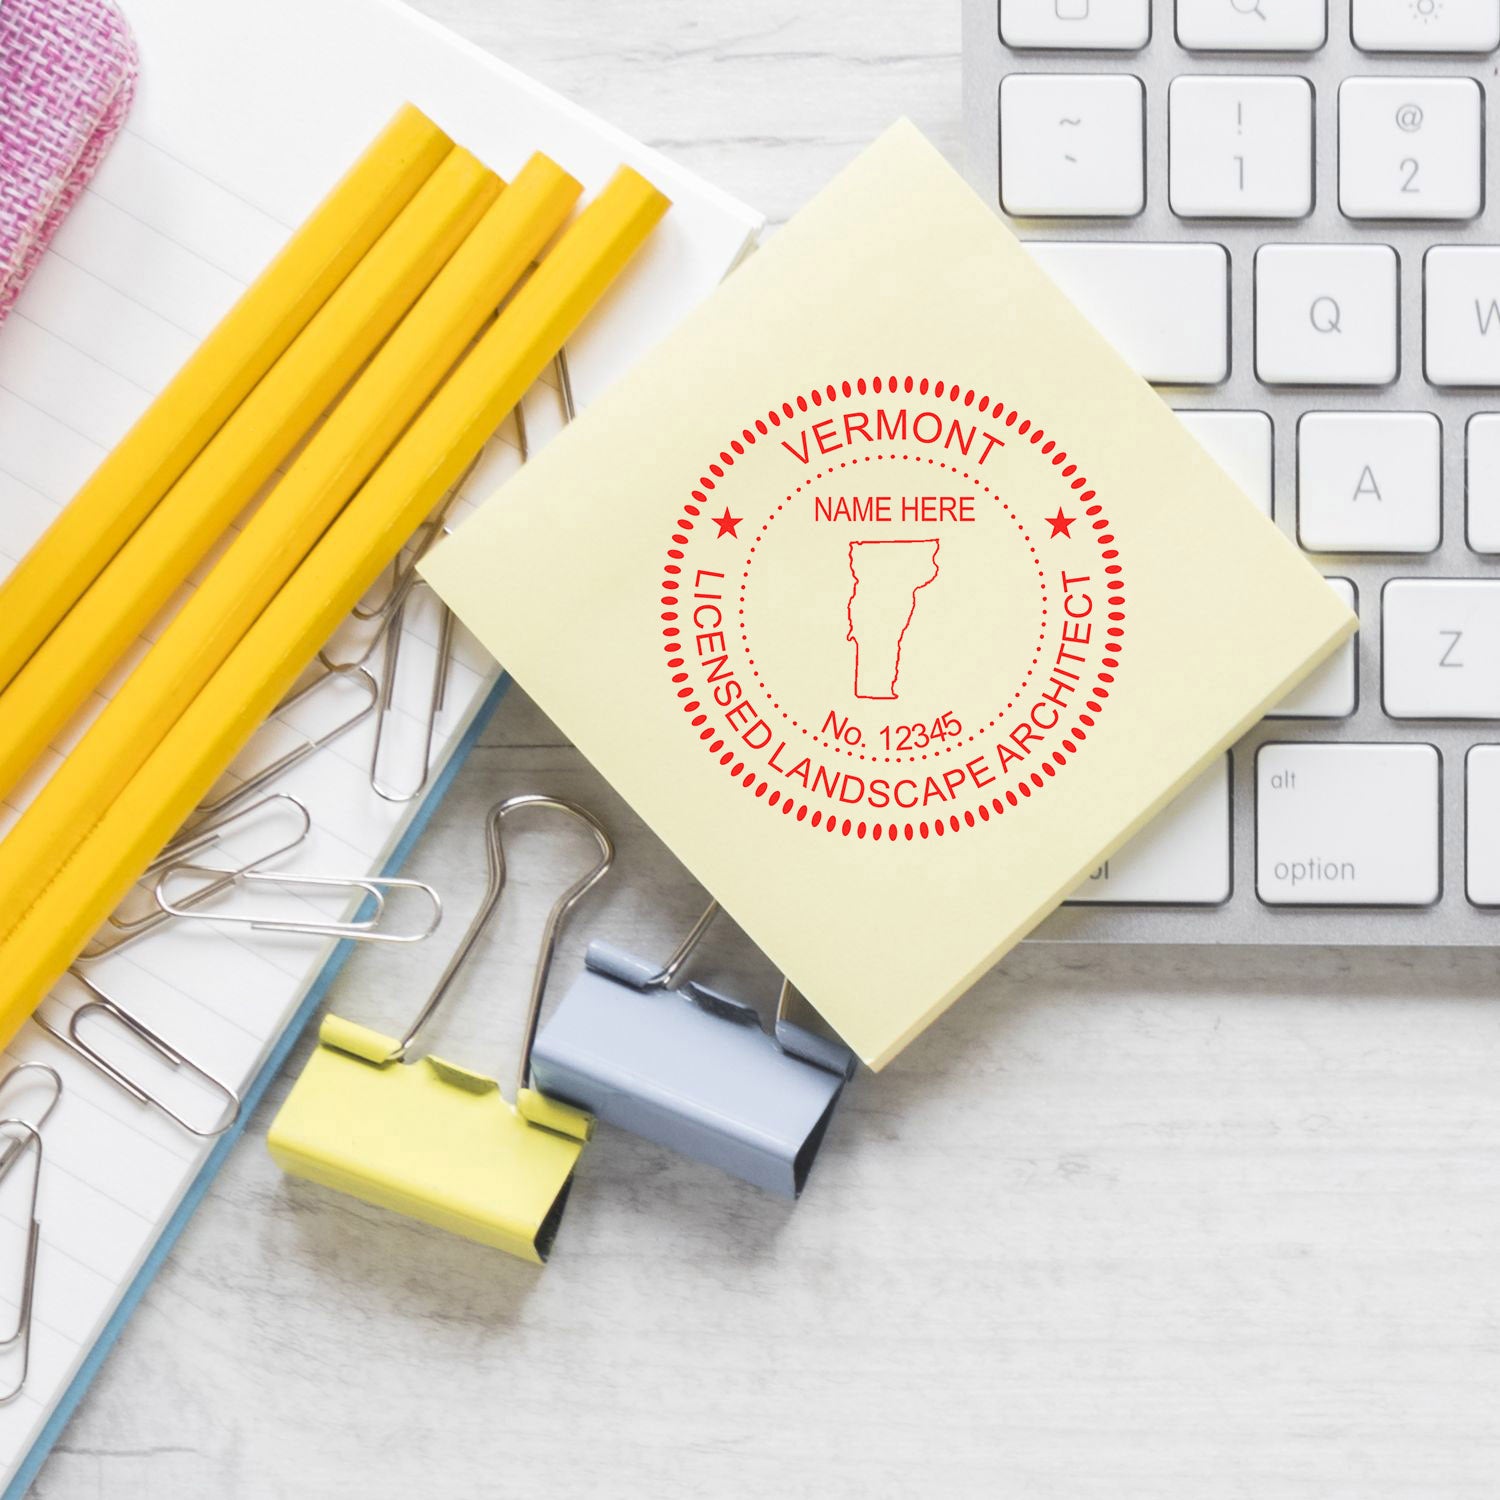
[659,375,1125,842]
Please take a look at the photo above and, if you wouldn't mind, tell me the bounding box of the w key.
[1383,579,1500,719]
[1427,248,1500,386]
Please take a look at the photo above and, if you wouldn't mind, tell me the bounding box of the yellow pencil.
[0,104,450,697]
[0,165,670,1046]
[0,145,502,804]
[0,153,581,943]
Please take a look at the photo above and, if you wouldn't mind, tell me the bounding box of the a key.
[1383,579,1500,719]
[1255,244,1398,386]
[1465,746,1500,905]
[1338,78,1482,221]
[1002,0,1151,49]
[1466,415,1500,553]
[1297,411,1440,553]
[1070,757,1230,905]
[1175,409,1272,516]
[1426,247,1500,386]
[1169,76,1313,220]
[1353,0,1500,53]
[1000,74,1145,217]
[1268,578,1357,717]
[1257,742,1440,906]
[1028,242,1228,384]
[1177,0,1326,52]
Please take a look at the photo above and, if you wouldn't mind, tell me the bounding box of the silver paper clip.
[193,662,377,824]
[0,1121,42,1405]
[37,973,240,1138]
[329,452,479,796]
[531,900,856,1199]
[321,456,476,675]
[79,794,312,961]
[320,366,510,681]
[364,349,574,804]
[153,862,441,945]
[345,335,560,639]
[368,580,455,805]
[511,347,576,455]
[0,1063,61,1176]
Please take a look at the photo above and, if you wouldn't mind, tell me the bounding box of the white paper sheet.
[0,0,760,1482]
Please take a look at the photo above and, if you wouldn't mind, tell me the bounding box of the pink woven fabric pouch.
[0,0,138,321]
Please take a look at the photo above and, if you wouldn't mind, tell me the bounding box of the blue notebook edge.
[6,675,511,1499]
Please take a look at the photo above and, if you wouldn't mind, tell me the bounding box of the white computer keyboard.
[962,0,1500,944]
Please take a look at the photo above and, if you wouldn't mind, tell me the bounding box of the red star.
[712,508,743,539]
[1045,508,1076,539]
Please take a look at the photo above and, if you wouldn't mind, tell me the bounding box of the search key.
[1177,0,1327,51]
[1255,244,1398,386]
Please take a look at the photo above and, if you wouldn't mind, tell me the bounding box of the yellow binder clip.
[267,794,614,1263]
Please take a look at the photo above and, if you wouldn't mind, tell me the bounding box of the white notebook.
[0,0,761,1488]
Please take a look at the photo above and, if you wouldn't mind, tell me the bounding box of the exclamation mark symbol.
[1234,100,1245,193]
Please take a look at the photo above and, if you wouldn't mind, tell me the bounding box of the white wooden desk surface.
[34,4,1500,1496]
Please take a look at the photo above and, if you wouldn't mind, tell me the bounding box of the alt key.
[1257,742,1440,906]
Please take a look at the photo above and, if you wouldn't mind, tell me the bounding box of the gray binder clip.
[530,900,856,1198]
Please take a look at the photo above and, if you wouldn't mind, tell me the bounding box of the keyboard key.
[1255,244,1398,386]
[1338,78,1482,221]
[1465,746,1500,905]
[1257,743,1440,906]
[1028,242,1228,383]
[1177,0,1326,52]
[1466,415,1500,553]
[1175,409,1272,515]
[1071,757,1230,904]
[1169,75,1313,219]
[1297,411,1440,553]
[1001,0,1151,49]
[1353,0,1500,53]
[1425,247,1500,386]
[1268,578,1357,717]
[1000,75,1145,217]
[1383,579,1500,719]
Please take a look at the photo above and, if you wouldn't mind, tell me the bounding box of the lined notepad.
[0,0,760,1487]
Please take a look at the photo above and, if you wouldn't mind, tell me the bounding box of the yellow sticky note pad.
[422,122,1354,1069]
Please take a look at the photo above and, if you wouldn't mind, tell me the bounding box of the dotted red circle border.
[739,455,1050,763]
[659,375,1126,843]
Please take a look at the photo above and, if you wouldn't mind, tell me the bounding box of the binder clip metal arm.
[531,899,857,1199]
[385,792,610,1109]
[267,794,615,1263]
